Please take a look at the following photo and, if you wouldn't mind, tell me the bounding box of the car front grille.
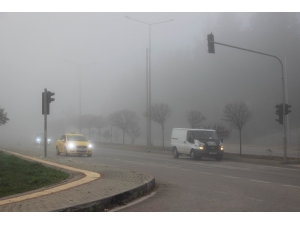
[77,146,87,151]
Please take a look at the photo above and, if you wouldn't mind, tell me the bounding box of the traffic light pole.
[44,88,47,158]
[209,40,287,162]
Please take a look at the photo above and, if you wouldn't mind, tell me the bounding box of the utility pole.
[43,88,47,158]
[207,33,287,162]
[42,89,55,158]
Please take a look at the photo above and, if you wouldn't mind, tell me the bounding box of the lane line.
[220,175,239,179]
[283,184,300,189]
[250,179,270,184]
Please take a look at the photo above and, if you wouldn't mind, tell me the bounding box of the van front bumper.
[194,149,224,157]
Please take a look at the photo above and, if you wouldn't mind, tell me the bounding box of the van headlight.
[88,144,92,148]
[220,146,224,151]
[68,143,75,149]
[199,145,204,150]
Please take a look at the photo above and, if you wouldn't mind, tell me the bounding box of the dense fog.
[1,12,300,148]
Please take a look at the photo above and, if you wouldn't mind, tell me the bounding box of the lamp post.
[125,16,174,146]
[65,61,95,133]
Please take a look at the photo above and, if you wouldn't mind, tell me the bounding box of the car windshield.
[67,135,88,142]
[192,130,218,140]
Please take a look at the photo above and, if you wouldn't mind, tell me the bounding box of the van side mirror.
[221,138,223,143]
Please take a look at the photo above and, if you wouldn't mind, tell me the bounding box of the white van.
[171,128,224,161]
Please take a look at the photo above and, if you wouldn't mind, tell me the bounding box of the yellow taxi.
[56,133,92,157]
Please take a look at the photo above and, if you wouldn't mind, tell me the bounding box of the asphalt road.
[85,146,300,212]
[3,143,300,212]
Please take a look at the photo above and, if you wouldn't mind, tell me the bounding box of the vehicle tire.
[197,156,202,160]
[64,147,69,156]
[190,149,196,159]
[173,147,179,159]
[56,146,60,155]
[87,154,92,157]
[216,156,222,161]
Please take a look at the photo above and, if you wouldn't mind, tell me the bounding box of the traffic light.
[207,33,215,53]
[284,104,291,115]
[275,104,283,125]
[46,91,55,114]
[42,90,55,115]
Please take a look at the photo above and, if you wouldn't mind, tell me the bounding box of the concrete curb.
[55,178,156,212]
[0,148,156,212]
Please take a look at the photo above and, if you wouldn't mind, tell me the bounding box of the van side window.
[187,131,193,143]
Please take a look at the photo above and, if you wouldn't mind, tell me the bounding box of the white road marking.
[220,175,239,179]
[283,184,300,189]
[250,179,270,184]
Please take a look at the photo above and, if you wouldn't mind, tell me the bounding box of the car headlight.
[47,139,50,142]
[37,138,40,142]
[199,145,204,150]
[88,144,92,148]
[68,143,75,149]
[220,146,224,151]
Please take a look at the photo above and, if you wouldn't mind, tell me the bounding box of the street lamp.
[125,16,174,146]
[65,60,95,133]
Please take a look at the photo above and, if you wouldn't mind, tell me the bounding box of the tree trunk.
[122,129,125,144]
[98,128,101,143]
[239,129,242,155]
[162,125,164,150]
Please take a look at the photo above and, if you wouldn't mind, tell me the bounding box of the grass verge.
[0,151,69,198]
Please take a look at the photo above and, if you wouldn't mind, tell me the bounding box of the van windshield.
[192,130,218,140]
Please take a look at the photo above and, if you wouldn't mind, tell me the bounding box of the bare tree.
[222,101,253,155]
[187,110,206,128]
[95,116,107,143]
[203,122,231,140]
[0,107,9,126]
[81,115,96,139]
[126,121,141,145]
[109,109,139,144]
[113,129,120,143]
[102,130,112,142]
[144,103,172,149]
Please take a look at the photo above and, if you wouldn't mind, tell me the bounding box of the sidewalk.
[0,148,155,212]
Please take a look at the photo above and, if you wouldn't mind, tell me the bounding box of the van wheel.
[173,147,179,158]
[56,146,60,155]
[190,149,196,159]
[216,156,222,161]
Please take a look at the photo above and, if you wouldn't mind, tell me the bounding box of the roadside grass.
[0,151,69,198]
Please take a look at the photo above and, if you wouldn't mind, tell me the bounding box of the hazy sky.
[0,2,298,146]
